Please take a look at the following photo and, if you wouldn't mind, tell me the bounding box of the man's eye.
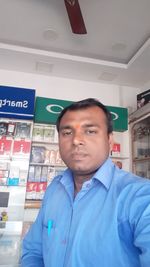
[62,130,72,136]
[86,129,97,134]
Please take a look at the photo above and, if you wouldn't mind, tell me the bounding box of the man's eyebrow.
[82,123,99,128]
[59,125,72,131]
[59,123,100,130]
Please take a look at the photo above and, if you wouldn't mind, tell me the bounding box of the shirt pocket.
[42,222,58,255]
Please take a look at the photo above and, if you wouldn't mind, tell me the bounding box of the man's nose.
[72,131,84,146]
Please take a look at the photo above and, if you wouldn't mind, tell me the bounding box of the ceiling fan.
[64,0,87,34]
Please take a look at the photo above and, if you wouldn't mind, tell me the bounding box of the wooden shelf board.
[25,200,41,209]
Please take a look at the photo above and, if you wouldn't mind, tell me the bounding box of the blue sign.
[0,86,35,120]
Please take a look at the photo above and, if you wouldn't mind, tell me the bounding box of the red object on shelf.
[111,143,121,157]
[112,143,120,153]
[12,140,31,155]
[0,138,12,155]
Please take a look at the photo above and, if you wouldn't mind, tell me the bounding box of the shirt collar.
[93,158,115,190]
[60,157,115,191]
[59,168,74,193]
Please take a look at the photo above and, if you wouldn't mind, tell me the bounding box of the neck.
[73,174,92,196]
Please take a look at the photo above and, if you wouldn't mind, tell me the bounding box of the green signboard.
[34,97,128,132]
[34,97,72,125]
[107,106,128,132]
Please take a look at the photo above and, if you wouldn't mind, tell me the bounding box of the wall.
[0,69,141,110]
[118,85,142,114]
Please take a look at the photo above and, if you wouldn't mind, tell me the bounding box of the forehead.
[60,106,106,126]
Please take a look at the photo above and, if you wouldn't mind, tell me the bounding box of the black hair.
[56,98,113,134]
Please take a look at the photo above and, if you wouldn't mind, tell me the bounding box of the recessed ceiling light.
[36,61,54,73]
[43,29,58,41]
[111,43,127,51]
[98,72,117,81]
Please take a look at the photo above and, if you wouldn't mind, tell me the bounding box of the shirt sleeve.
[21,204,45,267]
[129,183,150,267]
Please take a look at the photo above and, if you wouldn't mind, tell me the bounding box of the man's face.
[58,106,113,177]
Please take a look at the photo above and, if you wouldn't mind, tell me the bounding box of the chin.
[69,165,86,173]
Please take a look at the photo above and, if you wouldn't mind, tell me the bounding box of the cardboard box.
[137,89,150,109]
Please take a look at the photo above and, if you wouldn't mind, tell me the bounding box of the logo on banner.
[46,104,63,114]
[110,112,119,121]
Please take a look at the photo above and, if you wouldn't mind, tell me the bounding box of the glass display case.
[0,118,33,267]
[129,103,150,179]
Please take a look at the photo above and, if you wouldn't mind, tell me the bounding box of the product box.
[32,126,44,141]
[26,182,37,200]
[0,138,12,157]
[7,177,19,186]
[111,143,121,157]
[41,166,48,182]
[28,166,35,182]
[43,125,56,142]
[7,122,16,136]
[49,149,56,165]
[34,166,41,182]
[0,123,8,136]
[55,150,63,165]
[36,182,47,200]
[15,122,31,139]
[0,161,9,170]
[12,140,31,157]
[137,89,150,109]
[0,177,7,185]
[0,170,9,178]
[8,166,20,186]
[31,146,45,163]
[19,169,28,185]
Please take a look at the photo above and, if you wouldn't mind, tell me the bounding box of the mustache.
[71,151,87,157]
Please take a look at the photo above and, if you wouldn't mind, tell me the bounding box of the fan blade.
[64,0,87,34]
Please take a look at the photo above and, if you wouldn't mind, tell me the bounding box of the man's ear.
[108,133,114,153]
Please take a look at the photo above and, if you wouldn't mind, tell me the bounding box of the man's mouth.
[71,152,87,160]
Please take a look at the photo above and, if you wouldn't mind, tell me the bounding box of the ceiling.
[0,0,150,88]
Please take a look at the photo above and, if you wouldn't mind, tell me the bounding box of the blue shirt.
[21,158,150,267]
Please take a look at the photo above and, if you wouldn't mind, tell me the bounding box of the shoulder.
[110,168,150,226]
[114,166,150,190]
[113,167,150,213]
[111,166,150,206]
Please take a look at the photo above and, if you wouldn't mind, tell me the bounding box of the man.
[21,98,150,267]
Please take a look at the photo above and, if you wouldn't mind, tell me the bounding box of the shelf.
[0,156,30,161]
[130,105,150,178]
[129,102,150,123]
[30,162,66,167]
[32,140,58,145]
[133,157,150,162]
[110,156,129,160]
[25,200,41,209]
